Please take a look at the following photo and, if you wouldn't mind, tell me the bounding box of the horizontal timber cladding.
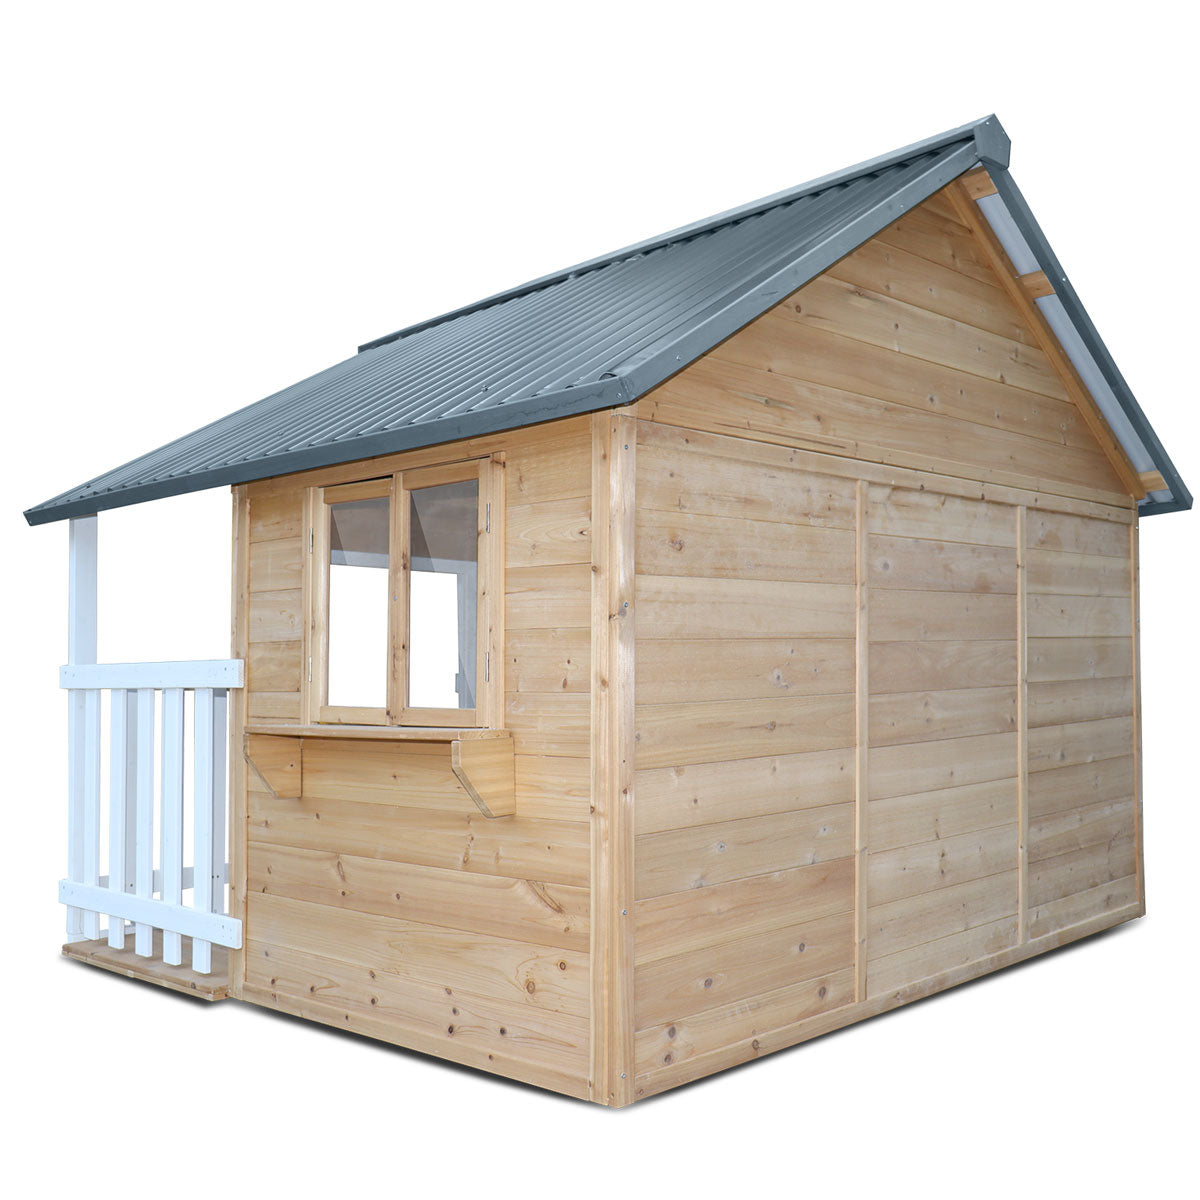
[236,417,596,1099]
[862,480,1022,995]
[245,485,305,722]
[638,192,1131,506]
[1021,509,1137,940]
[627,190,1142,1098]
[631,422,860,1086]
[628,428,1140,1094]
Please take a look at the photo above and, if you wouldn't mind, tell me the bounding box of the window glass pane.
[409,479,478,711]
[327,496,389,709]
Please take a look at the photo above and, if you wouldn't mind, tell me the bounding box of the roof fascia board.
[358,117,1007,355]
[23,378,632,526]
[988,168,1191,513]
[614,141,982,401]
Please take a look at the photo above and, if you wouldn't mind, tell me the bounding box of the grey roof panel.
[23,115,1188,523]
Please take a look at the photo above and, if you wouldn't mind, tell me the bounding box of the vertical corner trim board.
[854,480,870,1002]
[1016,505,1031,943]
[590,410,637,1106]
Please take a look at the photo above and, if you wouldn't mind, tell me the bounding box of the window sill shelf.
[243,722,506,743]
[243,724,515,818]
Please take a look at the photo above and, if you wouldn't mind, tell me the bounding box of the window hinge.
[308,526,314,553]
[307,655,312,683]
[485,651,490,683]
[485,502,491,534]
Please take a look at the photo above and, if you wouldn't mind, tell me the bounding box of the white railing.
[59,659,245,973]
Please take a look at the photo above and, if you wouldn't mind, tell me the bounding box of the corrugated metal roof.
[23,115,1189,523]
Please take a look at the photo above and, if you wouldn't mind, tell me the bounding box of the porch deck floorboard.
[62,930,231,1001]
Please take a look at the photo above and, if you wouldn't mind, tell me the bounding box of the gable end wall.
[623,188,1142,1100]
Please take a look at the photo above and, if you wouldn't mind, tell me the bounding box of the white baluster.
[160,688,185,965]
[123,691,138,901]
[192,688,215,973]
[108,689,129,948]
[66,690,86,942]
[81,688,102,940]
[134,688,155,957]
[212,689,228,906]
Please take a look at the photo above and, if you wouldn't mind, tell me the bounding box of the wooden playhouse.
[26,116,1190,1105]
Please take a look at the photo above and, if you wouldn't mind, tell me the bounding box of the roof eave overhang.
[22,377,635,526]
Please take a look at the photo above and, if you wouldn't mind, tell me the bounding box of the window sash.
[307,458,498,730]
[314,477,394,726]
[395,459,484,727]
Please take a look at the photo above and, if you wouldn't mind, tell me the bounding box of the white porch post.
[66,515,98,942]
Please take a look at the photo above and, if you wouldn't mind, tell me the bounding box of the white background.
[3,3,1196,1196]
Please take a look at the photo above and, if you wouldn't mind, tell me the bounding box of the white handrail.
[60,659,244,690]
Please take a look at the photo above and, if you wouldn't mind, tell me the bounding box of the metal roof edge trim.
[614,142,983,402]
[23,379,631,526]
[1139,497,1191,517]
[357,116,1006,355]
[987,168,1191,515]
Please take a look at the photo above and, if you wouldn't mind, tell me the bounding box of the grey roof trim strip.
[24,378,632,526]
[987,168,1191,514]
[358,116,1008,354]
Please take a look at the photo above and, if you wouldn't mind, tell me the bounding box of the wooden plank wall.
[245,490,305,722]
[235,419,595,1099]
[638,189,1131,508]
[632,422,859,1083]
[629,426,1141,1098]
[629,186,1142,1099]
[864,483,1021,995]
[1025,510,1138,937]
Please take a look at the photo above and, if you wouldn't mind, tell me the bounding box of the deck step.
[62,930,231,1001]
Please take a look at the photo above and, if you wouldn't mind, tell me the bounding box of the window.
[308,458,500,727]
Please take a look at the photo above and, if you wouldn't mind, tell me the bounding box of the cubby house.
[26,116,1189,1106]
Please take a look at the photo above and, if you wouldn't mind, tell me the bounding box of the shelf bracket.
[244,734,302,800]
[451,736,516,819]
